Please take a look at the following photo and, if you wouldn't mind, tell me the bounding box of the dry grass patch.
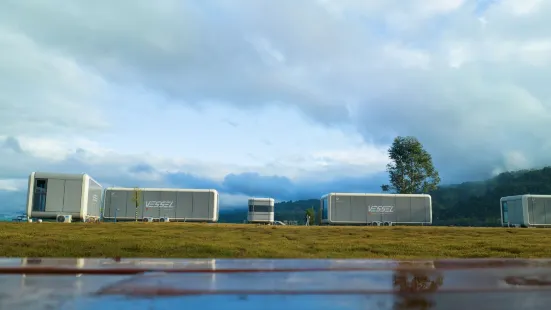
[0,223,549,258]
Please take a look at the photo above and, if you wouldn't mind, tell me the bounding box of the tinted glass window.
[322,198,328,220]
[502,201,509,223]
[248,205,273,212]
[32,179,47,211]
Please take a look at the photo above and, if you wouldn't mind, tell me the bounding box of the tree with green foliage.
[381,136,440,194]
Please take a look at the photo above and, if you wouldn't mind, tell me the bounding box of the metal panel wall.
[248,212,274,222]
[208,190,215,220]
[350,196,365,222]
[365,195,384,222]
[381,195,396,222]
[507,199,524,225]
[410,197,429,223]
[528,197,551,225]
[330,195,338,221]
[333,195,351,222]
[193,192,210,219]
[394,196,411,222]
[45,179,65,212]
[124,190,144,220]
[175,191,193,219]
[327,194,431,224]
[139,190,178,219]
[86,179,102,217]
[143,191,161,218]
[62,180,83,213]
[104,190,128,218]
[102,189,112,217]
[103,189,216,221]
[159,191,177,219]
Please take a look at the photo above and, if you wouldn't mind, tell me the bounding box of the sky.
[1,0,551,212]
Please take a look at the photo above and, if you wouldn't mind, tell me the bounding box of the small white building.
[500,194,551,227]
[247,198,275,224]
[26,172,103,222]
[102,187,219,222]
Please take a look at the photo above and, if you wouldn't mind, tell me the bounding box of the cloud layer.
[1,0,551,211]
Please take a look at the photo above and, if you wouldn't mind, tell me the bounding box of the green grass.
[0,222,550,259]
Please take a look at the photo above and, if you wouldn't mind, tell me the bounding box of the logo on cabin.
[90,194,99,208]
[368,206,394,213]
[145,201,174,208]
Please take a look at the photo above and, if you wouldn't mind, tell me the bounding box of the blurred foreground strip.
[1,258,551,310]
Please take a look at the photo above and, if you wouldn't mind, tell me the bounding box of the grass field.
[0,222,550,259]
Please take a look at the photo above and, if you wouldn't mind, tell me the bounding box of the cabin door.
[32,179,48,212]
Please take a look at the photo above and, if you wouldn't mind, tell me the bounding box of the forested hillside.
[432,167,551,225]
[219,167,551,226]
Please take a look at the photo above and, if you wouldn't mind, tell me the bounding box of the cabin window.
[502,201,509,223]
[248,205,272,213]
[322,197,328,220]
[32,179,47,212]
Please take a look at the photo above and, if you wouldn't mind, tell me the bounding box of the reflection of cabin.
[19,259,86,296]
[21,258,85,268]
[20,258,86,284]
[393,270,443,293]
[394,297,435,310]
[392,268,443,310]
[392,262,442,293]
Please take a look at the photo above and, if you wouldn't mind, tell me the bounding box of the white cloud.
[0,179,26,192]
[500,0,544,15]
[382,43,432,69]
[1,0,551,211]
[0,27,109,137]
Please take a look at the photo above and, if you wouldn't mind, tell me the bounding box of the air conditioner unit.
[56,215,72,223]
[160,217,170,223]
[143,217,154,222]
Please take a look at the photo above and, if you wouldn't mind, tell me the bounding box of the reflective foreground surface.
[1,258,551,309]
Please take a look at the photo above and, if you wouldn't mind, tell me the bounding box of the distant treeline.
[219,167,551,226]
